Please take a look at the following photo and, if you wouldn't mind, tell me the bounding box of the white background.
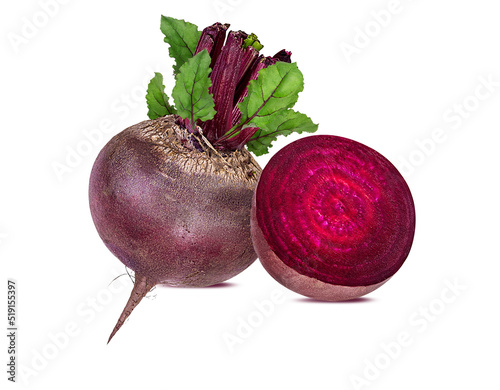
[1,0,499,389]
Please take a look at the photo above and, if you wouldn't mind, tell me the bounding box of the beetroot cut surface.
[253,135,415,292]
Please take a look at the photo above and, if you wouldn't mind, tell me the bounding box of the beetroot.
[90,116,260,341]
[251,135,416,301]
[89,16,317,342]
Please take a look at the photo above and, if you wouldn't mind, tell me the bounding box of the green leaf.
[172,50,216,127]
[230,61,317,155]
[246,109,318,156]
[160,16,202,75]
[146,72,176,119]
[235,61,304,129]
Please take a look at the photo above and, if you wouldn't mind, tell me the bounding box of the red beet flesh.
[89,116,261,341]
[251,135,415,301]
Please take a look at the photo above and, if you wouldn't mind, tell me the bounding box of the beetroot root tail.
[107,274,155,344]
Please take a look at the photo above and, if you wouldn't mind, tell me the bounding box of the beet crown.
[147,16,317,155]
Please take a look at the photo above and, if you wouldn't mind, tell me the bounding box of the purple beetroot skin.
[90,116,261,342]
[251,135,416,301]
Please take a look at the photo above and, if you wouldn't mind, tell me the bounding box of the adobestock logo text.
[51,65,159,182]
[349,278,466,389]
[397,74,500,177]
[8,0,72,53]
[340,0,417,64]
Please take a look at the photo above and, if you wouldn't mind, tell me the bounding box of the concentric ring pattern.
[255,135,415,286]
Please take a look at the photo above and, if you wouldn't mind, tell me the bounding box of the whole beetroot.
[251,135,416,301]
[89,17,317,342]
[90,116,260,342]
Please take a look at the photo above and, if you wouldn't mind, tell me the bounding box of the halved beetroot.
[251,135,416,301]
